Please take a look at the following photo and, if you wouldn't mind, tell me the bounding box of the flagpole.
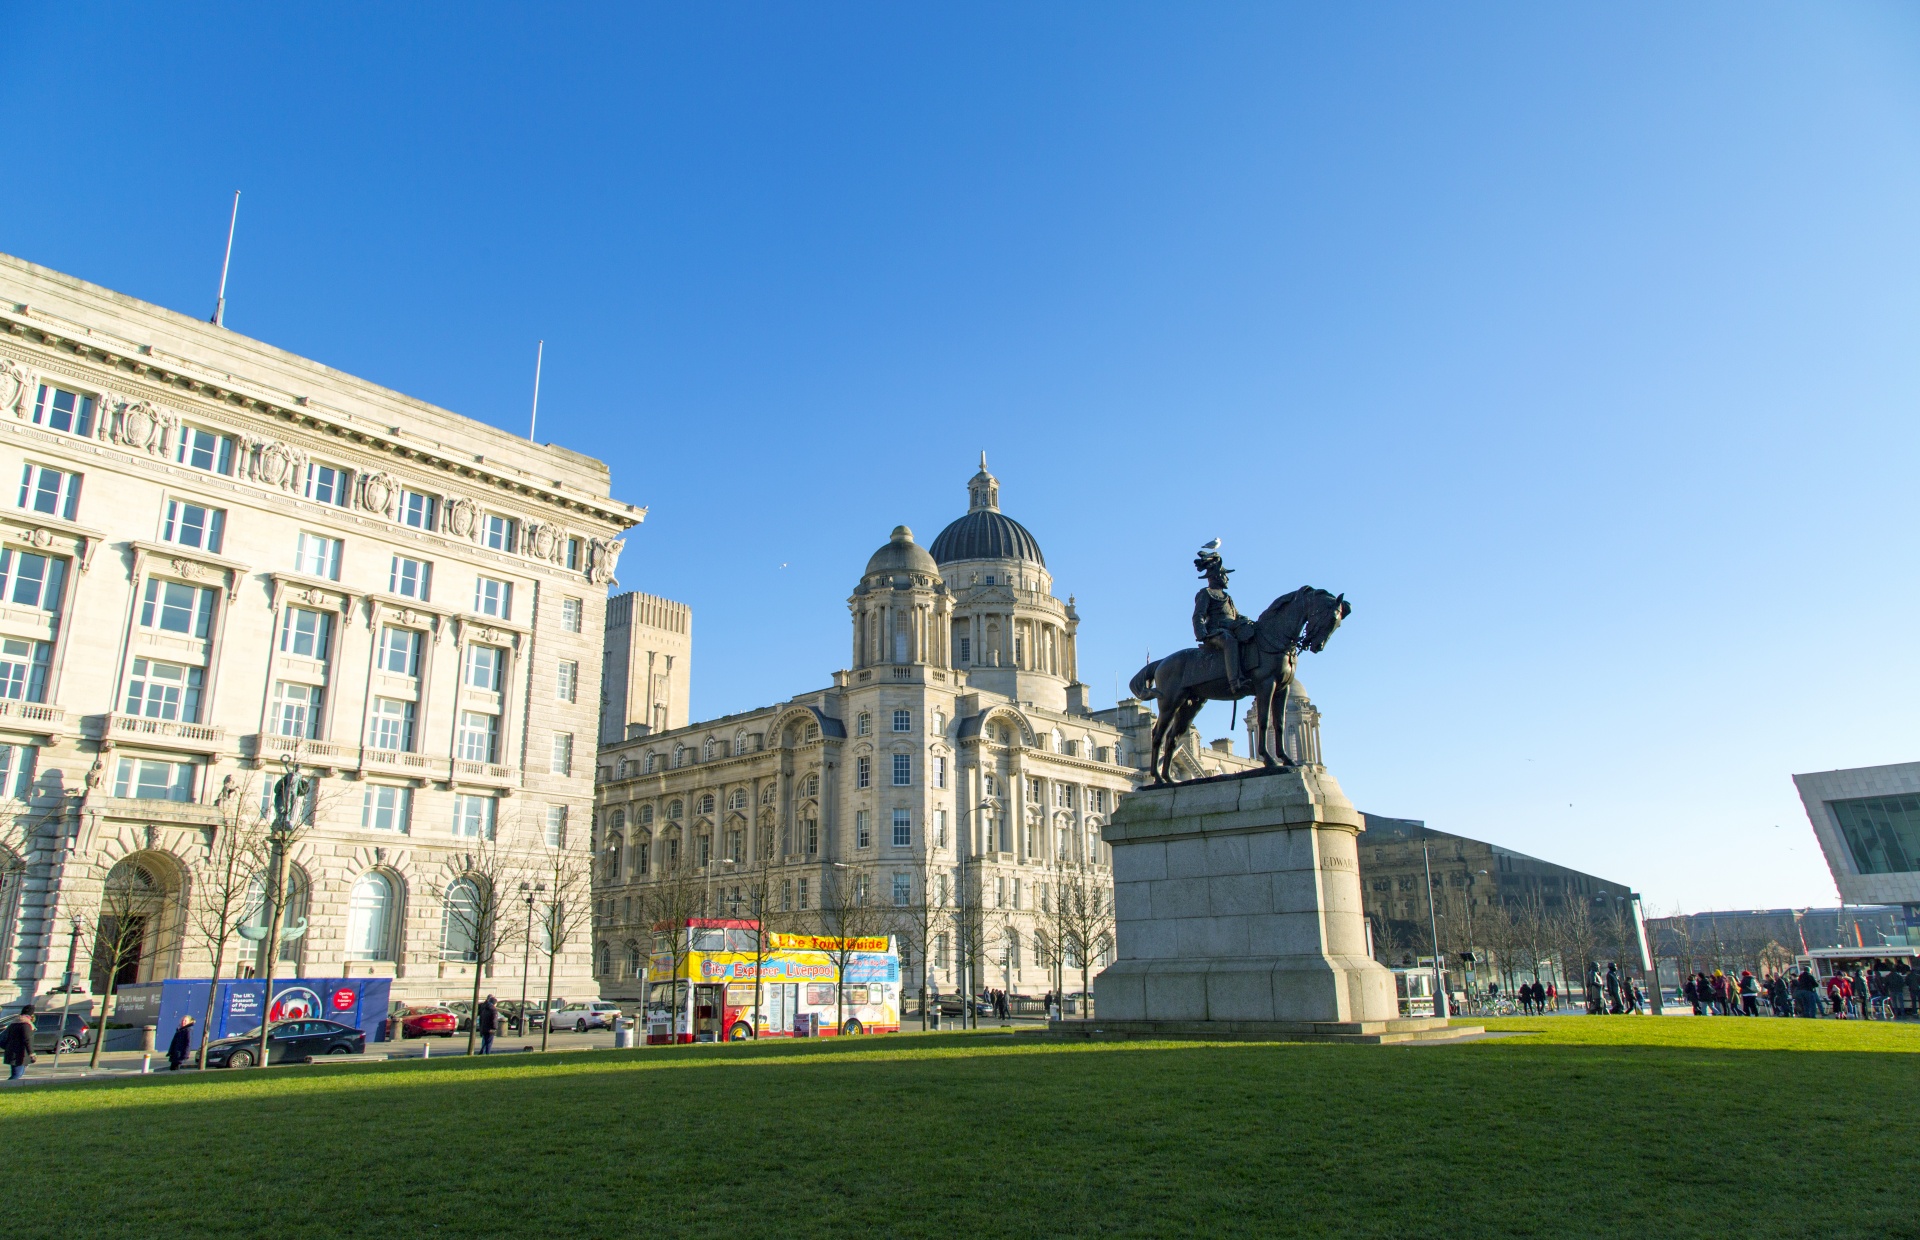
[528,340,544,441]
[210,191,240,326]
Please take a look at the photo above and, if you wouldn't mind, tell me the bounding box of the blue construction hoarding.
[110,978,392,1051]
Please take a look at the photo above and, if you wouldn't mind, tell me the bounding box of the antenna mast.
[210,190,241,327]
[528,340,544,441]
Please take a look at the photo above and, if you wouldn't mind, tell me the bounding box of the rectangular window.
[112,757,195,802]
[141,578,215,637]
[781,879,792,912]
[269,681,323,739]
[1057,784,1075,809]
[856,756,870,790]
[545,805,568,848]
[561,597,582,633]
[277,606,332,658]
[892,709,911,733]
[1,550,68,613]
[0,639,51,703]
[551,732,574,775]
[935,933,949,969]
[556,660,578,702]
[892,808,912,847]
[458,711,498,763]
[934,809,947,847]
[1094,788,1108,813]
[0,744,37,800]
[892,753,912,787]
[893,872,912,907]
[564,538,583,572]
[161,499,224,552]
[389,556,431,600]
[305,462,350,507]
[474,576,511,618]
[452,793,496,839]
[483,513,516,551]
[957,636,970,663]
[856,810,871,849]
[362,785,412,833]
[367,697,415,751]
[120,658,200,722]
[175,425,235,475]
[18,463,80,520]
[995,877,1006,908]
[1829,795,1920,876]
[400,489,437,530]
[296,532,342,581]
[464,645,503,691]
[798,878,810,910]
[31,384,95,437]
[934,756,947,789]
[377,626,420,676]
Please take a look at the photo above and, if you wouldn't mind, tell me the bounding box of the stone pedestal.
[1088,766,1471,1043]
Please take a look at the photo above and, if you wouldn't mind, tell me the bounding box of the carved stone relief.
[587,537,624,585]
[248,439,308,492]
[115,400,178,456]
[0,359,29,417]
[359,470,399,517]
[525,520,559,562]
[445,496,479,540]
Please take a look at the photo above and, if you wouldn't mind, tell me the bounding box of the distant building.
[599,591,691,745]
[1644,906,1906,973]
[1793,762,1920,943]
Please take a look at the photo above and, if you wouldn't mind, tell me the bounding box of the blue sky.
[6,5,1918,912]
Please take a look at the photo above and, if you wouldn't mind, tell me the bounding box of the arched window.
[625,941,643,978]
[644,752,659,774]
[441,877,483,962]
[704,737,718,761]
[698,792,715,816]
[983,774,997,797]
[729,789,747,811]
[856,713,872,737]
[598,941,613,977]
[639,804,655,826]
[1052,729,1066,753]
[604,834,624,882]
[803,774,819,797]
[668,799,683,821]
[761,785,776,805]
[346,872,397,961]
[734,733,748,755]
[610,808,626,831]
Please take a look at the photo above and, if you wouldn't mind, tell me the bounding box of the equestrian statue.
[1129,541,1350,785]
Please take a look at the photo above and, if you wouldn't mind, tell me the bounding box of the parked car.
[204,1019,365,1068]
[936,995,996,1017]
[399,1006,459,1038]
[446,1001,474,1031]
[549,1001,622,1032]
[31,1012,92,1054]
[498,1001,546,1033]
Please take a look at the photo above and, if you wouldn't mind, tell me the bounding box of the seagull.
[1198,537,1222,558]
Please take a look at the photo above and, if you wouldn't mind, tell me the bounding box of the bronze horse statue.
[1129,587,1351,785]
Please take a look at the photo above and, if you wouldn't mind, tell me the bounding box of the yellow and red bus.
[644,918,901,1043]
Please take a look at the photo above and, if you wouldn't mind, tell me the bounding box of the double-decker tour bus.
[644,918,901,1043]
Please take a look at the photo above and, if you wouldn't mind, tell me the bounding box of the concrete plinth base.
[1049,1016,1483,1045]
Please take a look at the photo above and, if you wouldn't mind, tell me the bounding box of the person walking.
[167,1016,194,1071]
[1738,971,1759,1018]
[478,994,497,1055]
[2,1007,33,1081]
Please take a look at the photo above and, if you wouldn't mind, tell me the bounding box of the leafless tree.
[889,859,952,1029]
[80,858,175,1068]
[435,840,528,1055]
[638,853,709,1039]
[1055,863,1115,1019]
[187,775,272,1068]
[814,864,894,1035]
[533,844,592,1052]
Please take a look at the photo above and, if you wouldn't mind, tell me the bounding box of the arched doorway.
[90,853,185,991]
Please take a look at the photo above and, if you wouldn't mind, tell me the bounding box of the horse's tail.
[1129,660,1160,700]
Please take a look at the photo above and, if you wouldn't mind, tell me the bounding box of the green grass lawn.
[6,1017,1916,1238]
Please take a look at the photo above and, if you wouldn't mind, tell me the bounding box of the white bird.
[1197,538,1222,557]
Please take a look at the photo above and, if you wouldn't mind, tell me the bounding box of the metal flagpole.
[210,191,240,326]
[528,340,544,441]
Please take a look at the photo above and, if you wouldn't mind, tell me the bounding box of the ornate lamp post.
[518,881,543,1034]
[253,757,309,1068]
[50,917,81,1070]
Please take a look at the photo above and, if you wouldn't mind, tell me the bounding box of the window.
[856,756,870,790]
[458,711,498,763]
[1056,784,1075,809]
[18,463,80,520]
[856,713,871,737]
[442,877,482,961]
[452,794,496,839]
[1829,795,1920,876]
[934,809,948,847]
[389,556,431,600]
[804,818,819,855]
[545,805,567,848]
[175,425,235,474]
[377,626,420,676]
[668,799,683,820]
[483,513,516,552]
[983,774,997,797]
[1094,788,1108,813]
[893,754,912,787]
[934,756,947,789]
[1028,778,1043,804]
[0,744,37,799]
[856,810,871,849]
[161,499,224,552]
[1,551,68,613]
[892,709,911,733]
[140,578,215,637]
[557,660,578,702]
[893,872,912,907]
[362,785,412,833]
[0,639,51,703]
[551,732,574,776]
[305,462,350,507]
[31,384,94,436]
[957,636,971,663]
[639,804,655,826]
[294,532,342,581]
[892,808,912,847]
[113,756,196,802]
[272,682,325,739]
[464,645,503,691]
[781,879,793,912]
[346,873,396,961]
[400,489,437,530]
[560,597,582,633]
[935,933,949,970]
[474,576,511,618]
[277,606,331,658]
[124,658,203,723]
[995,877,1006,908]
[368,698,415,751]
[798,877,810,910]
[565,537,583,571]
[697,834,712,868]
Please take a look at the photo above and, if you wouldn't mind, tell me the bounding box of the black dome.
[930,510,1045,566]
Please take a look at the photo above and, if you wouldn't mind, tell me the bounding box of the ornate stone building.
[0,254,640,1009]
[592,460,1254,1003]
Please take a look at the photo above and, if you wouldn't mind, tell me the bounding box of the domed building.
[591,461,1258,1020]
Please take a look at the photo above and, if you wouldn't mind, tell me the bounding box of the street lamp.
[519,881,544,1035]
[51,917,81,1070]
[252,756,310,1068]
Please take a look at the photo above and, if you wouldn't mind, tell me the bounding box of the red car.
[399,1006,458,1038]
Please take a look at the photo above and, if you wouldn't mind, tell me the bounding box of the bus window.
[845,986,868,1005]
[692,928,725,952]
[724,928,760,953]
[806,983,836,1006]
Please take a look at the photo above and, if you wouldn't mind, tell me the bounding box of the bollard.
[422,1042,430,1059]
[140,1054,152,1074]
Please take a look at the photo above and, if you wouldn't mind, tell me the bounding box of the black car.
[204,1019,366,1068]
[31,1012,92,1054]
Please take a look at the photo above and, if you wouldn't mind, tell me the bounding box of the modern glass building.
[1794,761,1920,941]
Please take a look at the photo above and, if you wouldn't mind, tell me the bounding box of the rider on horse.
[1192,541,1258,696]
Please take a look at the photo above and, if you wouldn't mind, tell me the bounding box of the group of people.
[1584,961,1647,1014]
[1683,960,1918,1019]
[1507,981,1557,1013]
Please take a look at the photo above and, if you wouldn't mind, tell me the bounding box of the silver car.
[549,1000,622,1032]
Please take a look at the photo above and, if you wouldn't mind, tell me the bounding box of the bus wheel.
[842,1019,863,1036]
[728,1023,753,1041]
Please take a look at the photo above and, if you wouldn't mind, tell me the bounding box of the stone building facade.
[0,254,640,1009]
[599,590,691,745]
[592,461,1254,1004]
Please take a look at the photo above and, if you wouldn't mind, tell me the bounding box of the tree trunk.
[196,939,228,1071]
[541,948,557,1052]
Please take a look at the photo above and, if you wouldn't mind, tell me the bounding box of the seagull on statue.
[1198,537,1222,558]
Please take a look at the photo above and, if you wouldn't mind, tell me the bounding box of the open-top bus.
[645,918,901,1043]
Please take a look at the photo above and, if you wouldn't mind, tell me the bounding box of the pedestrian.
[167,1015,194,1071]
[1546,981,1557,1010]
[1738,971,1759,1017]
[1605,962,1623,1015]
[3,1006,33,1081]
[478,994,497,1054]
[1792,966,1819,1018]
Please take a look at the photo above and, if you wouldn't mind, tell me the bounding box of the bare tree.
[1055,863,1115,1019]
[533,845,592,1052]
[814,864,894,1035]
[890,858,953,1029]
[81,859,174,1068]
[638,853,709,1040]
[435,840,527,1055]
[188,775,271,1069]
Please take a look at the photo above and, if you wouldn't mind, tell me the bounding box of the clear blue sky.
[7,5,1918,913]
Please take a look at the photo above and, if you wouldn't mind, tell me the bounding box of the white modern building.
[1794,761,1920,937]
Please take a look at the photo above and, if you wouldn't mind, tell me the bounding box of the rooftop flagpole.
[210,190,240,326]
[528,339,544,441]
